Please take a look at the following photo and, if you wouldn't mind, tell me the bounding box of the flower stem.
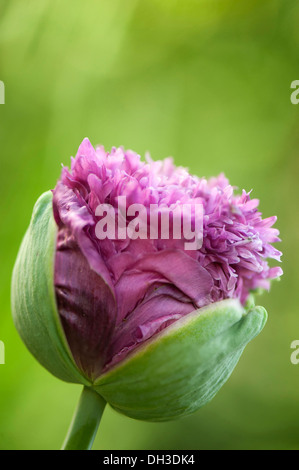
[62,386,106,450]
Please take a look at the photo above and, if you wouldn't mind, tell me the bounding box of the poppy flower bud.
[11,139,282,446]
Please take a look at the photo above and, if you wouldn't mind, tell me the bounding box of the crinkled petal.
[54,228,117,380]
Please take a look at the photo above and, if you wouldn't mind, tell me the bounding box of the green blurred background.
[0,0,298,450]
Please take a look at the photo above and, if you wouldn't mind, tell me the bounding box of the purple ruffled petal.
[52,138,283,376]
[54,228,116,380]
[104,284,196,370]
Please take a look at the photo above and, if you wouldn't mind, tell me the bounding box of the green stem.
[62,386,106,450]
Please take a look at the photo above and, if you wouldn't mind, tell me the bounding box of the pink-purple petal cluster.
[52,138,282,378]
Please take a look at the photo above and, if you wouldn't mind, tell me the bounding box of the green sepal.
[93,299,267,421]
[11,191,90,385]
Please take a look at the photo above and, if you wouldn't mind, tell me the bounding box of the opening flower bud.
[11,139,282,446]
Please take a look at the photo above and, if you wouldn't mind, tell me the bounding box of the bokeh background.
[0,0,298,450]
